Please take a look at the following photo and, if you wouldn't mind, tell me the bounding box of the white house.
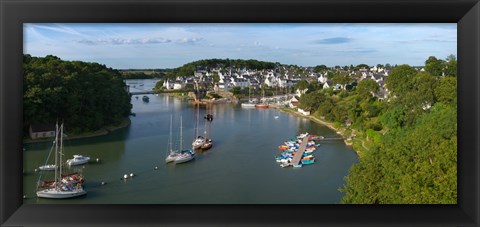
[317,74,328,84]
[289,96,300,108]
[29,123,56,140]
[297,108,310,116]
[232,78,249,89]
[296,88,308,97]
[323,80,333,89]
[173,81,184,90]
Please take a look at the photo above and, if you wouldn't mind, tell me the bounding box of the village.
[159,63,426,116]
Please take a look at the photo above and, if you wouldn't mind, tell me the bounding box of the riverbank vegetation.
[294,55,457,203]
[23,55,132,135]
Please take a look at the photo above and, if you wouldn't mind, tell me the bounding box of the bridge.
[128,86,208,100]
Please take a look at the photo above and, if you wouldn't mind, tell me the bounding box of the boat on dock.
[274,132,320,168]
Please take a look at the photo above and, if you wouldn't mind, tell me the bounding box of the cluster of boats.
[274,133,320,168]
[165,106,214,164]
[36,123,89,199]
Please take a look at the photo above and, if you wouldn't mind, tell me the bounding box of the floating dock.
[291,136,309,165]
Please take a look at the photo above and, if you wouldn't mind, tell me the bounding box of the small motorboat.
[38,164,57,171]
[66,155,90,166]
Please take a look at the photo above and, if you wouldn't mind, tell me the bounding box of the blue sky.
[24,23,457,69]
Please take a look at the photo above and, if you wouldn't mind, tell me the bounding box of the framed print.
[1,0,479,226]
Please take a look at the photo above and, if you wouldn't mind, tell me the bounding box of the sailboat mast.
[169,115,173,152]
[54,122,59,185]
[180,116,183,151]
[59,123,63,180]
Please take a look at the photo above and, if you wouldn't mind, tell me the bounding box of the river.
[23,79,358,204]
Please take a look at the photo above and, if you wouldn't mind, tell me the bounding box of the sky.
[24,23,457,69]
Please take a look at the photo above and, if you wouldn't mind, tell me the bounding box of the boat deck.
[291,136,309,165]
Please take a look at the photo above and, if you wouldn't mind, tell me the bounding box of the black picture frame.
[1,0,479,226]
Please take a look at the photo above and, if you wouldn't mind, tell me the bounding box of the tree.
[435,76,457,106]
[332,73,353,86]
[295,80,309,91]
[385,64,417,97]
[299,91,326,112]
[444,54,457,77]
[313,65,328,73]
[356,79,379,99]
[23,55,131,134]
[424,56,445,77]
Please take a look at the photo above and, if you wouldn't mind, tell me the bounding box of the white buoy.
[101,181,106,185]
[23,195,27,199]
[130,173,134,177]
[154,166,158,170]
[34,169,37,172]
[96,158,100,162]
[123,174,128,179]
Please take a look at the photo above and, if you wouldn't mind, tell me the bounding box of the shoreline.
[23,117,131,144]
[270,105,359,154]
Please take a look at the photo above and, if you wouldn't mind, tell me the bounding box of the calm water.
[23,79,358,204]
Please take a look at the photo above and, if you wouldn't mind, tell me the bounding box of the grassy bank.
[274,106,366,157]
[23,117,131,144]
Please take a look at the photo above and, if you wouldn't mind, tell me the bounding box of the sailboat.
[174,116,195,164]
[255,86,269,109]
[38,143,57,171]
[192,104,205,149]
[165,115,180,163]
[201,104,213,150]
[36,123,86,199]
[241,82,256,108]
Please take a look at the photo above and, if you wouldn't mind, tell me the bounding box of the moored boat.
[66,155,90,166]
[255,103,269,109]
[174,116,195,164]
[38,164,57,171]
[36,122,87,199]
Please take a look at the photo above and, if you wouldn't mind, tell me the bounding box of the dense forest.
[23,55,132,134]
[163,58,277,80]
[296,55,457,203]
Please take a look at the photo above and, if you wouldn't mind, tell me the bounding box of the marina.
[22,79,358,204]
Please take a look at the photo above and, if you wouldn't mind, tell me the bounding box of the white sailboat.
[200,104,213,150]
[241,82,256,108]
[38,142,57,171]
[175,116,195,164]
[36,123,86,199]
[165,115,180,163]
[192,104,205,149]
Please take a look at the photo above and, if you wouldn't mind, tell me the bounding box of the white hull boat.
[66,155,90,166]
[241,103,256,108]
[39,164,57,171]
[37,187,86,199]
[36,123,87,199]
[174,150,195,164]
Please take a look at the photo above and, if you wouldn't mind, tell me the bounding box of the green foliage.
[295,80,309,91]
[356,79,379,99]
[385,64,417,96]
[342,102,457,204]
[313,65,328,73]
[298,91,326,112]
[425,56,445,77]
[332,73,353,86]
[23,55,131,134]
[435,76,457,106]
